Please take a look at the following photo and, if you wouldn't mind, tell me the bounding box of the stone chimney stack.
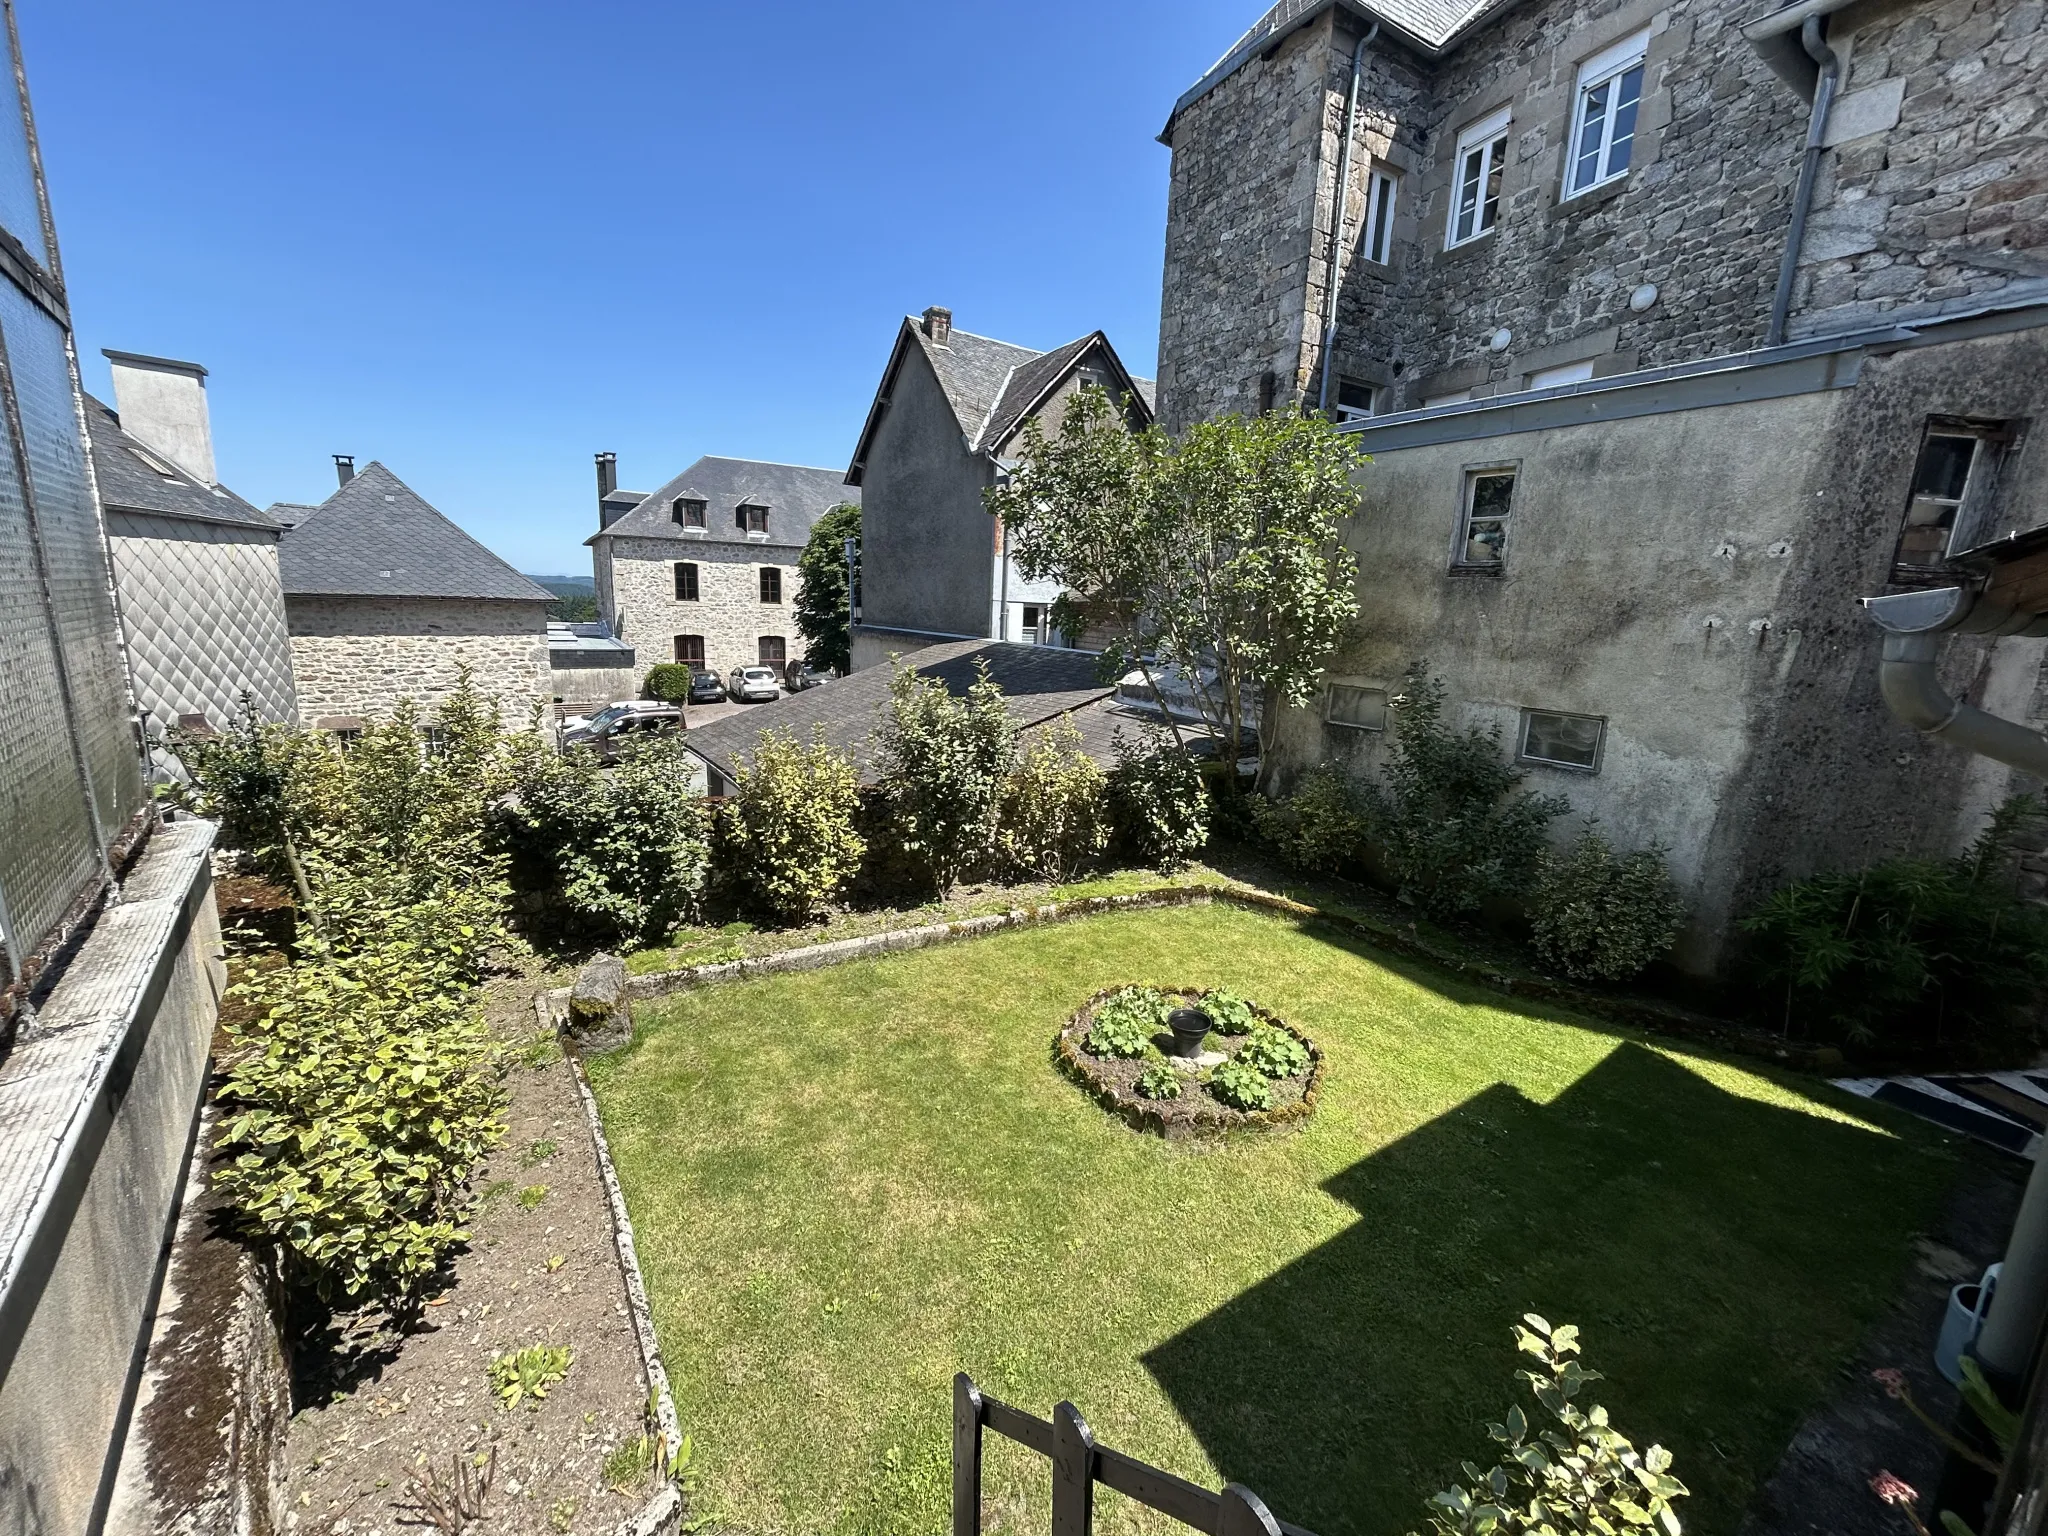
[333,455,355,487]
[103,350,215,485]
[921,307,953,345]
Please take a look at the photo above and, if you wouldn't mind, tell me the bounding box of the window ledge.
[1549,176,1631,221]
[1517,756,1601,775]
[1447,562,1506,578]
[1436,230,1501,266]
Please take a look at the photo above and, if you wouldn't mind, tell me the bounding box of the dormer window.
[738,504,769,537]
[673,497,706,529]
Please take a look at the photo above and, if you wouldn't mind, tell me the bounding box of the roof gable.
[588,456,857,548]
[975,333,1157,456]
[83,393,275,532]
[277,462,553,601]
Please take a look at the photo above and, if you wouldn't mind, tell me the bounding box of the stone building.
[275,460,553,724]
[1157,0,2048,968]
[87,352,298,735]
[588,453,855,691]
[845,307,1154,672]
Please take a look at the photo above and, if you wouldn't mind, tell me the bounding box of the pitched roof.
[276,461,553,601]
[681,638,1115,785]
[587,456,856,550]
[975,333,1156,456]
[82,393,275,532]
[1162,0,1521,140]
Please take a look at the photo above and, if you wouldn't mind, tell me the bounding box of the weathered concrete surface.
[568,952,631,1049]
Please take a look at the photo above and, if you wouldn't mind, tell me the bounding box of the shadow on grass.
[1142,1042,1926,1536]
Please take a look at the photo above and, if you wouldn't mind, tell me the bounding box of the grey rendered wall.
[106,514,298,732]
[285,595,550,723]
[857,343,996,651]
[0,819,222,1534]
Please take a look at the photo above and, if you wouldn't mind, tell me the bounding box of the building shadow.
[1141,1042,1921,1536]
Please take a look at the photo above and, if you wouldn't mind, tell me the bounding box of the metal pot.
[1166,1007,1213,1058]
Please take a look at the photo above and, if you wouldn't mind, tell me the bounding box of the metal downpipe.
[1877,631,2048,781]
[1315,22,1377,413]
[1766,16,1839,346]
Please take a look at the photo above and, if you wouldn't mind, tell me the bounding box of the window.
[1895,421,2013,566]
[421,725,448,758]
[673,496,706,528]
[1526,359,1596,390]
[674,634,705,664]
[737,503,769,536]
[1454,468,1516,567]
[1364,169,1398,264]
[1447,107,1510,247]
[674,562,699,601]
[1335,377,1376,423]
[759,566,782,603]
[1325,684,1389,731]
[758,636,787,665]
[1423,388,1472,408]
[1022,603,1044,641]
[1519,709,1605,772]
[1565,31,1648,198]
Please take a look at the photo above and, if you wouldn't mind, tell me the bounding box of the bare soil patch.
[281,971,658,1536]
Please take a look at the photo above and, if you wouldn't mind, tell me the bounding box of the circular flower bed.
[1053,985,1322,1139]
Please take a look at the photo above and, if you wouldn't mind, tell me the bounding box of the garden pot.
[1166,1007,1213,1058]
[1936,1263,1999,1385]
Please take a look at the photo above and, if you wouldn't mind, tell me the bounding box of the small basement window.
[674,561,699,601]
[1447,106,1510,248]
[1455,467,1516,568]
[1526,359,1596,390]
[1364,169,1398,264]
[738,504,770,536]
[1325,684,1389,731]
[1519,709,1605,772]
[675,634,705,664]
[759,567,782,603]
[673,497,706,528]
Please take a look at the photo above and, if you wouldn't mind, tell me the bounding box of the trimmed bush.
[644,663,695,703]
[1000,718,1109,882]
[1254,762,1371,874]
[716,729,866,922]
[1107,723,1209,870]
[1531,829,1684,982]
[874,659,1014,894]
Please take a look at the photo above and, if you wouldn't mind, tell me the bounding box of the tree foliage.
[1106,724,1210,870]
[1531,830,1685,983]
[1000,718,1109,883]
[716,728,866,922]
[644,662,695,702]
[985,390,1364,785]
[795,503,863,676]
[1253,762,1372,874]
[873,659,1014,895]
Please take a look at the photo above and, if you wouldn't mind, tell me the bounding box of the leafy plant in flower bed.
[1200,989,1257,1035]
[1135,1063,1183,1100]
[1207,1058,1274,1112]
[1085,986,1169,1058]
[1240,1025,1310,1079]
[489,1344,574,1410]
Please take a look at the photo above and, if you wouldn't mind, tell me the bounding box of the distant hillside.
[530,574,599,622]
[527,574,595,591]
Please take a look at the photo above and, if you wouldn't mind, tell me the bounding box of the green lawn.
[587,903,1956,1536]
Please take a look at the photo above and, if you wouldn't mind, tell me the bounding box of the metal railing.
[952,1373,1317,1536]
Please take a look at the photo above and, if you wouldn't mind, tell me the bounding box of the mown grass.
[588,903,1955,1536]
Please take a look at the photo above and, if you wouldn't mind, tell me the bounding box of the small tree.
[1000,718,1109,883]
[716,729,866,921]
[874,659,1014,895]
[986,390,1363,788]
[1367,665,1568,919]
[1107,724,1209,870]
[1532,830,1685,983]
[644,663,695,702]
[796,503,863,675]
[1253,762,1372,874]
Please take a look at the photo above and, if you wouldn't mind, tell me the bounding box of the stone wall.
[602,535,806,691]
[285,595,550,723]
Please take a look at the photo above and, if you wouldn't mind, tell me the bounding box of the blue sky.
[24,0,1251,574]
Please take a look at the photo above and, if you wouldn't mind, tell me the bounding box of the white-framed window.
[1335,377,1376,423]
[1518,709,1605,772]
[1325,684,1389,731]
[1526,359,1596,390]
[1422,388,1472,408]
[1364,168,1398,264]
[1565,30,1648,198]
[1455,466,1516,567]
[1447,106,1511,248]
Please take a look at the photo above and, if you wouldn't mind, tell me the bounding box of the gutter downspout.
[1864,586,2048,1386]
[1766,16,1840,346]
[1316,22,1378,413]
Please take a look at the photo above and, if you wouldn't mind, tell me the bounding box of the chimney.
[596,451,617,505]
[921,306,953,345]
[103,350,215,485]
[333,454,355,487]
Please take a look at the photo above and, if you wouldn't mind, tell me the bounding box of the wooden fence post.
[1218,1484,1282,1536]
[1052,1401,1096,1536]
[954,1373,985,1536]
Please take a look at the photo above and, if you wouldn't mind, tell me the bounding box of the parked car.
[727,665,783,703]
[687,669,726,704]
[559,699,673,745]
[785,660,834,692]
[558,699,642,736]
[562,705,683,764]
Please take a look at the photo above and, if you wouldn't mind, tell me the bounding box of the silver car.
[727,665,782,703]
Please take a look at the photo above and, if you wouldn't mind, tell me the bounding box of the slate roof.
[975,334,1156,455]
[681,638,1116,786]
[587,456,856,550]
[276,461,554,602]
[82,393,276,532]
[266,502,319,529]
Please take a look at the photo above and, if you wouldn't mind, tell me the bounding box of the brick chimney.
[103,350,215,485]
[921,307,953,345]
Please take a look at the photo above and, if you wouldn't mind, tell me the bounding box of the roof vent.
[333,454,355,487]
[922,306,953,345]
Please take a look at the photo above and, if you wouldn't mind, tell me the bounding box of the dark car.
[564,705,683,764]
[687,669,726,704]
[785,660,834,692]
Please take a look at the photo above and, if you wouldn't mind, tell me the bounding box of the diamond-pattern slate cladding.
[3,284,141,845]
[107,514,297,730]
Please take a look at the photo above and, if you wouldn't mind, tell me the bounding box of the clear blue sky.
[24,0,1251,575]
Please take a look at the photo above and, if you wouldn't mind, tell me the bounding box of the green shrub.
[1254,762,1371,874]
[1107,724,1210,869]
[504,732,710,946]
[1086,986,1168,1058]
[716,728,866,922]
[1412,1315,1686,1536]
[1135,1062,1183,1100]
[1000,719,1110,882]
[490,1345,573,1410]
[1200,989,1257,1035]
[1207,1058,1273,1111]
[1365,666,1569,919]
[1239,1025,1309,1079]
[643,663,695,703]
[875,659,1015,895]
[1741,795,2048,1050]
[1531,829,1685,982]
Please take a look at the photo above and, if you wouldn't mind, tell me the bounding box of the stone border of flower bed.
[534,990,685,1536]
[1052,985,1323,1139]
